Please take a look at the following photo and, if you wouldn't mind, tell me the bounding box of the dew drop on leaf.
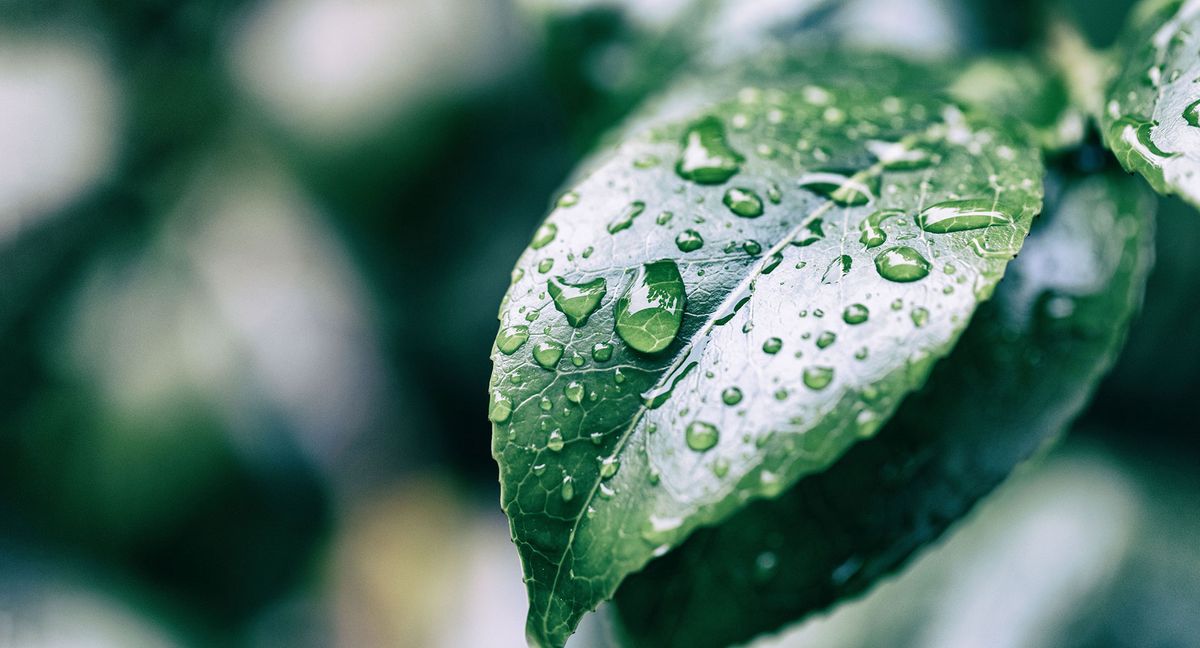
[676,116,744,184]
[496,325,529,355]
[721,387,743,405]
[803,366,835,390]
[488,391,513,423]
[608,201,647,234]
[532,340,564,369]
[564,381,585,404]
[615,260,686,354]
[842,303,870,325]
[547,429,565,452]
[548,276,607,327]
[875,246,931,282]
[723,187,765,218]
[685,421,720,452]
[531,222,558,249]
[675,229,704,252]
[591,341,613,362]
[762,337,783,354]
[917,198,1012,233]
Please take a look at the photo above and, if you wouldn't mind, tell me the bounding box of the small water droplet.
[792,219,825,246]
[911,307,930,327]
[547,276,607,327]
[608,201,647,234]
[564,381,585,404]
[799,171,878,206]
[488,391,513,423]
[675,229,704,252]
[762,252,783,274]
[1185,99,1200,127]
[561,474,575,501]
[599,455,620,479]
[614,368,627,384]
[686,421,720,452]
[762,337,783,354]
[533,463,546,476]
[722,387,743,405]
[712,457,730,478]
[842,303,869,325]
[875,246,931,282]
[816,331,837,349]
[767,183,783,204]
[723,187,764,218]
[822,255,852,284]
[531,223,558,249]
[859,209,902,248]
[592,341,614,362]
[557,191,580,208]
[615,260,686,354]
[742,240,763,255]
[656,211,674,226]
[532,340,564,369]
[754,551,778,582]
[496,325,529,354]
[547,429,565,452]
[803,366,835,390]
[676,116,744,184]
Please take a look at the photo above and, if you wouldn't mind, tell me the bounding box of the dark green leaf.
[1100,0,1200,207]
[489,52,1044,648]
[610,168,1156,648]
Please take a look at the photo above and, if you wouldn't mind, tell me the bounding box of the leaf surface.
[611,167,1156,648]
[1101,0,1200,207]
[488,52,1044,648]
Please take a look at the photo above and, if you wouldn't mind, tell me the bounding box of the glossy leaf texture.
[610,168,1155,648]
[1101,0,1200,207]
[488,52,1044,648]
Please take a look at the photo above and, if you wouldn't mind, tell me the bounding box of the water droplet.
[608,201,646,234]
[803,366,835,390]
[821,255,852,284]
[547,430,565,452]
[538,258,555,274]
[875,247,931,282]
[842,303,869,325]
[590,431,605,444]
[532,340,564,369]
[722,387,743,405]
[488,391,512,423]
[656,211,674,226]
[767,183,783,204]
[581,246,594,258]
[558,191,579,208]
[1186,99,1200,127]
[911,307,930,327]
[592,341,613,362]
[675,229,704,252]
[614,368,627,384]
[496,325,529,354]
[792,218,825,246]
[762,337,783,354]
[539,397,552,411]
[686,421,720,452]
[859,209,902,248]
[599,456,620,479]
[548,276,607,327]
[531,223,557,249]
[676,116,744,184]
[1110,116,1177,162]
[533,463,547,476]
[615,260,686,354]
[742,240,763,255]
[571,354,585,367]
[723,187,764,218]
[564,381,585,404]
[561,474,575,501]
[799,171,878,206]
[917,198,1013,233]
[712,457,730,478]
[816,331,837,349]
[762,252,783,274]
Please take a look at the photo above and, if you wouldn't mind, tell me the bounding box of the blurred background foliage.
[0,0,1196,646]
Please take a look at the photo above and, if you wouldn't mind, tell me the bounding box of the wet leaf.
[488,51,1043,648]
[611,169,1155,648]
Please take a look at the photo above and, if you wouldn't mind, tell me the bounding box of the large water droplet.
[531,223,558,249]
[675,229,704,252]
[723,187,764,218]
[548,276,607,327]
[532,340,565,368]
[875,247,931,282]
[1111,116,1177,162]
[686,421,720,452]
[592,341,613,362]
[798,171,878,206]
[496,325,529,354]
[488,391,512,423]
[917,198,1013,233]
[911,307,930,327]
[803,366,835,390]
[608,201,646,234]
[615,260,686,354]
[564,381,585,404]
[676,116,744,184]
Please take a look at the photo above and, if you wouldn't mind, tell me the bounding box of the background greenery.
[0,0,1195,646]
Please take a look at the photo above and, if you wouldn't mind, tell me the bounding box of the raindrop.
[722,387,743,405]
[822,255,852,284]
[816,331,837,349]
[538,258,555,274]
[1186,99,1200,127]
[798,171,878,206]
[762,337,783,354]
[676,116,744,184]
[557,191,580,208]
[531,223,558,249]
[917,198,1013,233]
[599,456,620,479]
[592,341,614,362]
[792,218,825,246]
[548,276,607,327]
[842,303,870,325]
[875,246,931,282]
[615,260,687,354]
[675,229,704,252]
[859,209,902,248]
[532,340,565,368]
[561,474,575,501]
[911,307,930,327]
[496,325,529,355]
[723,187,765,218]
[488,391,513,423]
[608,201,647,234]
[712,457,730,478]
[803,366,835,390]
[564,381,585,404]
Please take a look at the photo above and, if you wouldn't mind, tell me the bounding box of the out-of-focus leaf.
[1101,0,1200,208]
[489,50,1044,647]
[610,168,1155,648]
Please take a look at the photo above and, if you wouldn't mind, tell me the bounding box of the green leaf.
[610,167,1156,648]
[489,52,1044,648]
[1100,0,1200,207]
[947,55,1083,152]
